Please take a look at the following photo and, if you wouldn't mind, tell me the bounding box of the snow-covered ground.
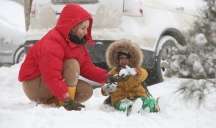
[0,64,216,128]
[0,0,216,128]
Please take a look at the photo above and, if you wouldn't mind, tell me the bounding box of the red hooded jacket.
[19,4,108,101]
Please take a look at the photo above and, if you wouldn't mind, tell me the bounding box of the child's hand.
[119,65,137,77]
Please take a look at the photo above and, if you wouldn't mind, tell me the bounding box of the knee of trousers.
[63,59,80,86]
[22,77,54,104]
[75,80,93,103]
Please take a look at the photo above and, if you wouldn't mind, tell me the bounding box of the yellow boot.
[58,86,76,106]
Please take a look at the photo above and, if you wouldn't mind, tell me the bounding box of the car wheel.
[14,45,25,64]
[156,35,186,78]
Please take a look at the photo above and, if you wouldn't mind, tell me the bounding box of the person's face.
[73,20,90,39]
[118,55,130,67]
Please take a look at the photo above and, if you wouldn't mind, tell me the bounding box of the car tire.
[14,45,25,64]
[156,35,186,78]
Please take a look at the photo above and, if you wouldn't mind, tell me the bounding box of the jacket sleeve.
[80,51,108,84]
[136,68,149,82]
[39,44,68,101]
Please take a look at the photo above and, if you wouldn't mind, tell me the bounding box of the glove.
[127,66,137,76]
[119,65,137,77]
[101,83,117,95]
[107,74,119,83]
[63,99,85,111]
[58,86,82,110]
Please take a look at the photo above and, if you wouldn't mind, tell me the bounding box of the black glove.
[107,75,119,83]
[63,100,85,111]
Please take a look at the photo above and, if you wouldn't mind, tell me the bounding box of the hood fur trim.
[106,39,143,68]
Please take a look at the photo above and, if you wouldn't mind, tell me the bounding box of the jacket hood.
[106,39,144,68]
[55,4,94,44]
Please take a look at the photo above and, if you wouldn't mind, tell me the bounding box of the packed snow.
[0,0,216,128]
[0,64,216,128]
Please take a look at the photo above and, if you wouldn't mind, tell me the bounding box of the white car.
[0,0,25,65]
[23,0,202,85]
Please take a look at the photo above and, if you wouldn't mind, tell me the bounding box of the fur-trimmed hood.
[106,39,143,68]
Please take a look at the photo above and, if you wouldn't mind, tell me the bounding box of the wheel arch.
[13,44,25,64]
[147,28,187,85]
[155,28,186,57]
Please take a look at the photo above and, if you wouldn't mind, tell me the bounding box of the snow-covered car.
[23,0,202,85]
[0,0,25,65]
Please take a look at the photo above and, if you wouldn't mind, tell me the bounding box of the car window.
[51,0,98,4]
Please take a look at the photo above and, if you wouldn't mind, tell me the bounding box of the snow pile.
[176,79,216,108]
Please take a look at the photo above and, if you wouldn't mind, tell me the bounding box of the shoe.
[131,98,143,113]
[126,98,143,116]
[154,97,160,112]
[103,96,112,106]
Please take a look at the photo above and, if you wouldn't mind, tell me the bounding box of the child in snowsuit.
[102,39,160,113]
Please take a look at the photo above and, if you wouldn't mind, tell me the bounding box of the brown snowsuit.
[104,39,149,105]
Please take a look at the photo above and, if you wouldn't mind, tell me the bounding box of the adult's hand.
[101,83,118,95]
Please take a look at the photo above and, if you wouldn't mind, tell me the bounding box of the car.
[23,0,201,85]
[0,0,25,66]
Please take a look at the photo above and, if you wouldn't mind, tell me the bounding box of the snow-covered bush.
[165,0,216,79]
[171,0,216,107]
[176,79,216,107]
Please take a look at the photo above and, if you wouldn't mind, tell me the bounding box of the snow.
[0,0,25,44]
[194,33,208,46]
[0,64,216,128]
[0,0,24,33]
[119,65,137,77]
[0,0,216,128]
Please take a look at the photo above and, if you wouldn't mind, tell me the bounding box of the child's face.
[118,55,130,67]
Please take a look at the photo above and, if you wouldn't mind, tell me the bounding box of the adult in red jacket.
[19,4,108,110]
